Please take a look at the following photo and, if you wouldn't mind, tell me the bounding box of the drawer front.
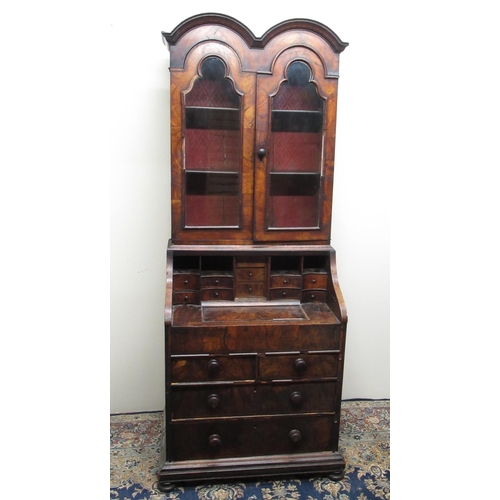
[200,288,234,301]
[236,267,266,282]
[235,282,265,298]
[302,273,327,289]
[173,291,200,305]
[171,381,337,419]
[173,273,200,290]
[170,324,341,354]
[260,353,338,381]
[201,276,234,288]
[171,355,255,383]
[170,415,334,461]
[301,290,327,303]
[269,288,302,301]
[270,274,302,288]
[236,257,267,267]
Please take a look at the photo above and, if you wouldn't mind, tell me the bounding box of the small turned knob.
[184,279,189,285]
[294,357,307,373]
[289,429,302,444]
[207,359,220,376]
[215,279,219,284]
[214,292,219,297]
[207,394,220,409]
[282,291,287,297]
[208,434,222,448]
[249,271,253,277]
[283,279,288,284]
[312,278,316,284]
[290,391,304,407]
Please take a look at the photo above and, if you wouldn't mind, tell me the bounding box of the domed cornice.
[162,13,348,53]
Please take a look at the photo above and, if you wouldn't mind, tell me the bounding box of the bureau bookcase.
[158,14,349,491]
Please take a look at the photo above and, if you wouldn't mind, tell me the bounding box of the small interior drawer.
[173,291,200,305]
[301,290,326,303]
[269,288,302,301]
[200,288,234,301]
[270,274,302,288]
[235,267,266,282]
[173,273,200,290]
[302,273,327,289]
[201,276,234,288]
[235,282,266,298]
[236,257,267,267]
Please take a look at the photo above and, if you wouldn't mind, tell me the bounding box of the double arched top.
[162,13,349,54]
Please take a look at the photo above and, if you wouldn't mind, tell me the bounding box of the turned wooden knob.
[294,357,307,373]
[207,359,220,376]
[289,429,302,444]
[290,391,303,407]
[207,394,220,409]
[209,434,221,448]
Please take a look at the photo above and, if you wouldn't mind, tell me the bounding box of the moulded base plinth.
[157,451,345,491]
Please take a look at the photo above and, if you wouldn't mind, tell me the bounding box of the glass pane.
[184,57,241,227]
[267,61,323,229]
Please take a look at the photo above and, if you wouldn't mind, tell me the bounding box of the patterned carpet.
[110,399,389,499]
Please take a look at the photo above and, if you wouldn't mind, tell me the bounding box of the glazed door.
[254,48,339,242]
[170,44,255,243]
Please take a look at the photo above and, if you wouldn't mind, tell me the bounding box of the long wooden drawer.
[259,353,338,381]
[170,415,334,461]
[170,324,341,354]
[171,381,337,419]
[171,355,255,383]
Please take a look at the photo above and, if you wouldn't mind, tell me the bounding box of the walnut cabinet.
[158,14,348,491]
